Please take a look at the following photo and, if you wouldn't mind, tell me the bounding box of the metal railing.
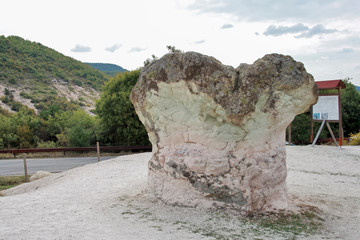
[0,145,152,157]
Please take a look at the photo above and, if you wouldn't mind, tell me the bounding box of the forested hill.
[0,35,111,114]
[85,63,128,76]
[0,35,109,90]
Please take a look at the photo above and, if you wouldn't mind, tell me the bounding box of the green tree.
[65,110,96,147]
[287,112,311,145]
[67,125,92,147]
[96,70,149,146]
[56,132,70,147]
[0,114,18,148]
[13,108,39,148]
[39,104,61,121]
[341,80,360,136]
[16,124,33,148]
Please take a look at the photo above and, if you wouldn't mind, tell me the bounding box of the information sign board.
[312,95,339,121]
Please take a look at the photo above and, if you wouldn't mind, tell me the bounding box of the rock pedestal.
[130,52,318,213]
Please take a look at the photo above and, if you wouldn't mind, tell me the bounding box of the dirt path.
[0,146,359,239]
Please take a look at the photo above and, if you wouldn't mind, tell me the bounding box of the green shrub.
[74,79,82,86]
[37,140,57,148]
[10,102,22,111]
[1,96,9,104]
[8,78,16,84]
[349,132,360,145]
[20,91,32,99]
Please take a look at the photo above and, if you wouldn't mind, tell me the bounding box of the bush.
[20,91,32,99]
[8,78,16,84]
[349,132,360,145]
[74,79,82,86]
[10,102,22,111]
[1,96,9,104]
[56,133,69,147]
[37,140,57,148]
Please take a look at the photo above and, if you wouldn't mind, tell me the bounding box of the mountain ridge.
[85,63,128,76]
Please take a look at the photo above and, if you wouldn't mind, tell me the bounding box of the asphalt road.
[0,156,117,176]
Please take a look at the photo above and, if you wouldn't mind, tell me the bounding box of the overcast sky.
[1,0,360,85]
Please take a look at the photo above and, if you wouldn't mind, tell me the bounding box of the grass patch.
[189,206,324,239]
[111,192,325,239]
[0,175,26,191]
[250,206,324,236]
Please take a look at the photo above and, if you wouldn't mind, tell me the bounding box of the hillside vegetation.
[0,36,108,149]
[0,70,148,150]
[0,35,148,149]
[0,35,112,114]
[0,35,108,90]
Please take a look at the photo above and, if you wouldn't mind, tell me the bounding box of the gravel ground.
[0,146,359,240]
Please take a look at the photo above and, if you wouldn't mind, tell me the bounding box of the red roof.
[315,80,346,89]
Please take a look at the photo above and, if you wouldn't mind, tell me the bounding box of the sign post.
[311,80,346,146]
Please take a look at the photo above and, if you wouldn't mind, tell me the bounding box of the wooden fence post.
[288,123,292,145]
[96,142,100,162]
[23,153,28,182]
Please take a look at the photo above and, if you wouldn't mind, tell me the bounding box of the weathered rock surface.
[130,52,318,213]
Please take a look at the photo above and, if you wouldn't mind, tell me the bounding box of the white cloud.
[221,24,234,29]
[263,24,338,38]
[105,44,122,53]
[129,47,147,53]
[293,45,360,85]
[189,0,360,23]
[2,0,359,85]
[340,48,355,53]
[194,40,206,44]
[71,44,91,53]
[263,24,309,36]
[294,24,338,38]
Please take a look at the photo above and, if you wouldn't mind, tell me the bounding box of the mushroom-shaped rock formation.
[130,52,318,213]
